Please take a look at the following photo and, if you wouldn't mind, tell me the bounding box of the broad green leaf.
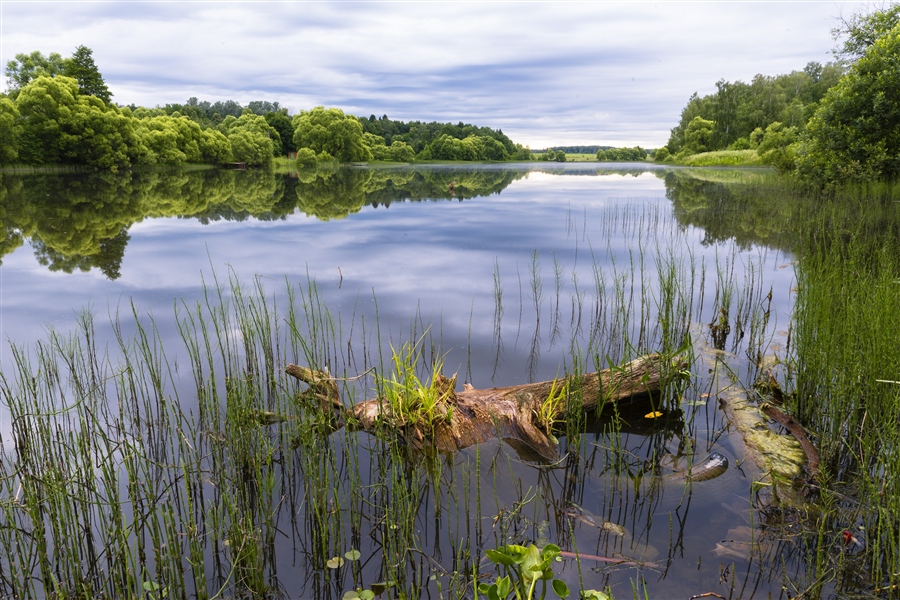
[344,549,361,561]
[370,581,395,595]
[497,576,511,597]
[552,579,571,598]
[327,556,345,569]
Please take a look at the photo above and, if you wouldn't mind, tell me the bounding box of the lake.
[0,164,810,598]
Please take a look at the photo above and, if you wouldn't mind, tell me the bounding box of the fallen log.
[760,402,820,479]
[286,353,685,461]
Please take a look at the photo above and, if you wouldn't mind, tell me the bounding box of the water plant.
[479,543,570,600]
[374,335,454,437]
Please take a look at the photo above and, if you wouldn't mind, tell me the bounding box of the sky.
[0,1,859,148]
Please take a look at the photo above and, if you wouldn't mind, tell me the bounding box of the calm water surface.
[0,164,802,598]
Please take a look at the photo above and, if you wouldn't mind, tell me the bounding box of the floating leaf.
[552,578,571,597]
[370,581,395,595]
[644,411,663,419]
[327,556,345,569]
[344,549,361,561]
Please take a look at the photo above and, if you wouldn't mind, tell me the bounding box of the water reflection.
[0,164,813,598]
[0,167,530,278]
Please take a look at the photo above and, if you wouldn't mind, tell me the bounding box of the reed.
[0,180,818,599]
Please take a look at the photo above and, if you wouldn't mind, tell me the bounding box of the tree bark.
[285,353,683,461]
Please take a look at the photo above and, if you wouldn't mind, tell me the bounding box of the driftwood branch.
[760,403,820,479]
[286,353,683,461]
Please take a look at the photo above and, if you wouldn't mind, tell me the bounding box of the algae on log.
[285,353,684,461]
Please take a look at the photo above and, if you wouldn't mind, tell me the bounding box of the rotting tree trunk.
[285,353,682,461]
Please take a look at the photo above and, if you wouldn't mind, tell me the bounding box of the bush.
[295,147,316,168]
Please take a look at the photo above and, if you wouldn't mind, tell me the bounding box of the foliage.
[796,22,900,186]
[295,147,317,168]
[264,109,296,155]
[4,50,67,93]
[755,121,799,173]
[417,133,510,161]
[545,145,605,154]
[293,106,372,163]
[16,76,138,169]
[479,543,570,600]
[219,110,278,166]
[675,149,764,167]
[0,97,22,164]
[135,114,232,165]
[64,46,111,103]
[534,377,568,437]
[539,150,567,162]
[596,146,646,161]
[5,46,110,104]
[666,62,843,155]
[364,133,418,162]
[374,338,453,436]
[832,3,900,60]
[681,116,714,156]
[359,113,517,156]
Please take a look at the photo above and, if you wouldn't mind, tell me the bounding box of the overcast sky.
[1,1,857,148]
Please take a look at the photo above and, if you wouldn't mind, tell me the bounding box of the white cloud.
[1,1,844,147]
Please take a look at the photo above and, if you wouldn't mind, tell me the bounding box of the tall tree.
[292,107,372,163]
[64,46,111,103]
[0,97,22,163]
[833,3,900,60]
[4,51,66,95]
[797,20,900,186]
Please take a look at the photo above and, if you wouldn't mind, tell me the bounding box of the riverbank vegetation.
[662,5,900,187]
[1,48,533,171]
[3,164,900,596]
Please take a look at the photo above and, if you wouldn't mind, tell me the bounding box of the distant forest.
[538,145,612,154]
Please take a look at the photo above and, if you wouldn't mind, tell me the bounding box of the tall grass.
[0,188,803,598]
[789,181,900,592]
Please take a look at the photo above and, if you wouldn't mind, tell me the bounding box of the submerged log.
[286,353,683,461]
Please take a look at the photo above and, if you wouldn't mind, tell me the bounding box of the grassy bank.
[788,181,900,594]
[667,149,765,167]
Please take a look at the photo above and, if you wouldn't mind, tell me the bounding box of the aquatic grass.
[0,176,817,599]
[374,335,454,436]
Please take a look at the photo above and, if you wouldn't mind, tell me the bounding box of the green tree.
[63,46,111,103]
[797,22,900,185]
[363,132,390,159]
[389,140,415,162]
[833,4,900,60]
[295,147,317,167]
[682,116,715,155]
[264,109,296,155]
[4,51,66,94]
[755,122,799,173]
[0,97,22,163]
[219,110,278,166]
[15,75,80,163]
[16,75,138,169]
[292,106,372,163]
[57,96,139,169]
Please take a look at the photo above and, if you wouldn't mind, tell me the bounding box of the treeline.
[596,147,648,161]
[359,114,532,161]
[662,5,900,188]
[661,61,844,161]
[1,47,532,170]
[541,145,607,154]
